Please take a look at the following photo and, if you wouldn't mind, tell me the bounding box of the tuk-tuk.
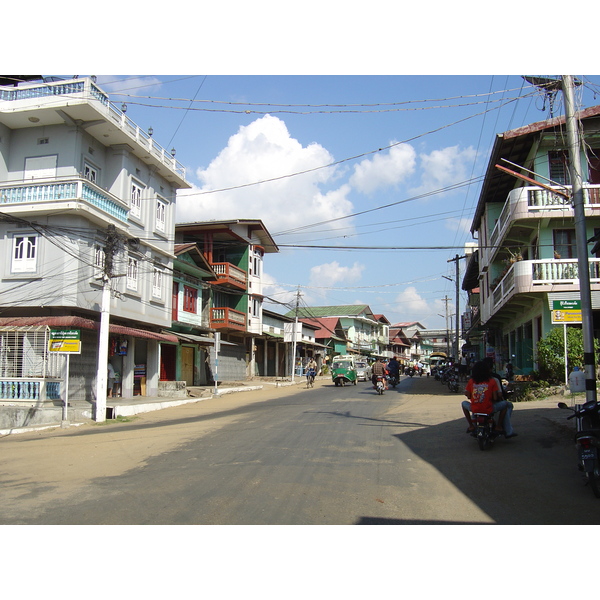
[331,355,357,386]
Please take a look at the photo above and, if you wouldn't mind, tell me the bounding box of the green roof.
[285,305,372,319]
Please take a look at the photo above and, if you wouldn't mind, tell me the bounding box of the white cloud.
[411,145,477,197]
[349,142,416,194]
[308,261,365,290]
[176,115,354,234]
[444,216,472,234]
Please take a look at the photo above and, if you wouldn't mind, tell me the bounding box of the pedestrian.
[107,361,115,397]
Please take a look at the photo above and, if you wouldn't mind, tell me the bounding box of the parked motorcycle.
[447,370,460,393]
[558,400,600,498]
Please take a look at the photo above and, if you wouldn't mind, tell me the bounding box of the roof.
[391,321,426,329]
[299,317,345,339]
[0,316,179,343]
[175,219,278,253]
[287,305,373,320]
[471,104,600,233]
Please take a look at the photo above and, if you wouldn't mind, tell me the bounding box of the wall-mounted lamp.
[121,103,127,113]
[148,127,153,137]
[171,148,176,157]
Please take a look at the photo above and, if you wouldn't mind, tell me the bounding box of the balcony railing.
[0,77,186,180]
[211,262,248,289]
[0,177,129,222]
[0,378,62,403]
[489,258,600,310]
[488,184,600,252]
[210,307,247,331]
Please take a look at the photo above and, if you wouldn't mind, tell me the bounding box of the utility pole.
[291,286,301,383]
[441,295,451,356]
[563,75,597,403]
[94,225,119,422]
[447,254,466,360]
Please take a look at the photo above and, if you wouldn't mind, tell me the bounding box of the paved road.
[1,374,598,524]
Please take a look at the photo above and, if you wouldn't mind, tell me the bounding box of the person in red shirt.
[461,360,507,434]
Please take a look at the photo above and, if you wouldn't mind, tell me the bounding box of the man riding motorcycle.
[371,358,388,390]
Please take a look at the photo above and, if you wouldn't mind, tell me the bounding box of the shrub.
[536,327,599,384]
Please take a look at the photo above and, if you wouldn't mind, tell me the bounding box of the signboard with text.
[48,329,81,353]
[552,300,582,323]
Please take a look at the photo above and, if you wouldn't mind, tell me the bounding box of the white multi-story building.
[0,76,190,410]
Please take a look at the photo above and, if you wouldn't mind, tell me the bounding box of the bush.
[536,327,599,384]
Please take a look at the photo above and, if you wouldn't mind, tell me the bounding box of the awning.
[0,316,179,343]
[170,331,237,346]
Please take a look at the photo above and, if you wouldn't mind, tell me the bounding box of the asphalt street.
[0,373,597,525]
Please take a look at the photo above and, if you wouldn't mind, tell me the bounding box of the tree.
[536,326,599,383]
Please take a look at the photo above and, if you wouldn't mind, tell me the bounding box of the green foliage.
[536,327,599,383]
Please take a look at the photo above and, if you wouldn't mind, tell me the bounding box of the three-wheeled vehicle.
[331,355,357,386]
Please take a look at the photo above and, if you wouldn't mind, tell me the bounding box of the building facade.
[0,76,190,409]
[462,105,600,376]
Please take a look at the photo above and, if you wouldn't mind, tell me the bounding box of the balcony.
[0,177,129,224]
[0,77,187,185]
[488,258,600,313]
[210,307,247,332]
[486,184,600,264]
[210,262,248,290]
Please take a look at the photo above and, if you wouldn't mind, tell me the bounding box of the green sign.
[49,329,81,353]
[553,300,581,310]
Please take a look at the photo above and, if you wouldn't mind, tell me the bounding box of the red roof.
[299,317,342,338]
[0,316,179,342]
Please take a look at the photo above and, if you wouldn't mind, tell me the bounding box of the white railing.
[489,258,600,310]
[0,77,186,180]
[488,184,600,252]
[0,378,62,402]
[0,177,129,222]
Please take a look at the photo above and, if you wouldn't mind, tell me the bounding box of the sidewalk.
[0,376,316,436]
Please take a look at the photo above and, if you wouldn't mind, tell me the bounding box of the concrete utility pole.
[447,254,466,360]
[563,75,597,402]
[94,225,119,422]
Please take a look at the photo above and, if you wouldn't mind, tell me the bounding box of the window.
[553,229,577,259]
[131,182,143,219]
[83,162,98,184]
[126,257,138,291]
[549,150,570,185]
[12,235,38,273]
[94,245,105,278]
[152,267,163,299]
[156,198,167,232]
[183,286,197,313]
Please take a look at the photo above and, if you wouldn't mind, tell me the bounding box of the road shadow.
[381,402,600,524]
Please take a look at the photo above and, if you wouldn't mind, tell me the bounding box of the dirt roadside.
[0,379,314,511]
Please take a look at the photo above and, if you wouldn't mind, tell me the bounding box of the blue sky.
[19,2,598,331]
[88,74,600,329]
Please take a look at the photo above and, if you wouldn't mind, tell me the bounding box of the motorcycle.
[405,366,415,377]
[447,370,460,393]
[470,411,499,451]
[387,372,399,388]
[375,375,386,395]
[558,400,600,498]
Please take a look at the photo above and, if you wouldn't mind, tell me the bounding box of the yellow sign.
[552,309,583,324]
[48,329,82,353]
